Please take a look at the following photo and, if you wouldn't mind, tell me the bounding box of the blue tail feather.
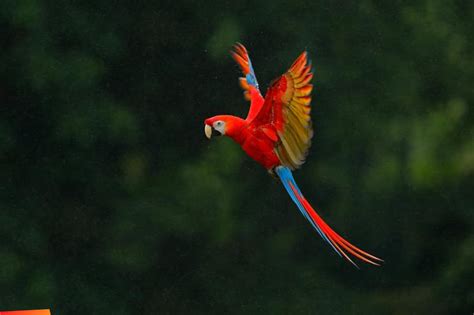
[275,166,341,256]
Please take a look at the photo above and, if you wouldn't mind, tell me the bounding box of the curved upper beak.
[204,124,222,139]
[204,124,212,139]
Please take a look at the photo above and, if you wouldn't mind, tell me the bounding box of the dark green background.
[1,0,473,314]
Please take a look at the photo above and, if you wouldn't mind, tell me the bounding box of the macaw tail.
[275,166,383,267]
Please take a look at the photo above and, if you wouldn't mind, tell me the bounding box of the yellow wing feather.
[274,52,314,170]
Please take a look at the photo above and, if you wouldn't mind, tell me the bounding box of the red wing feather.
[230,43,265,121]
[252,51,314,169]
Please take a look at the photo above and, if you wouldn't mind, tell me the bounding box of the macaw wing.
[231,43,265,121]
[252,51,314,170]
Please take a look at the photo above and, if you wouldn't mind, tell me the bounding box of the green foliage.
[0,0,472,314]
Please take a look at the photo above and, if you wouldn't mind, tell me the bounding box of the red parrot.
[204,43,383,267]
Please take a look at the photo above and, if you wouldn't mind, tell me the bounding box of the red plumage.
[204,44,382,267]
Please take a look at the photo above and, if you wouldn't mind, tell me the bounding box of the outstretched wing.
[231,43,265,121]
[252,51,314,170]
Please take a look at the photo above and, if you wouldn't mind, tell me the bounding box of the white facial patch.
[213,120,226,135]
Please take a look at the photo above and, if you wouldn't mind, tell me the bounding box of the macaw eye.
[216,121,223,127]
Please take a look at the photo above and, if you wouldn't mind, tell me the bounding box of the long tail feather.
[275,166,383,267]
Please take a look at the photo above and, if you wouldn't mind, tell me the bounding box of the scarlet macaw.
[204,43,383,267]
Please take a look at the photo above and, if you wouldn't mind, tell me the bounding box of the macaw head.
[204,115,243,139]
[204,115,232,139]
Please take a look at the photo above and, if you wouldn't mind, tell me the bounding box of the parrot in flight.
[204,43,383,267]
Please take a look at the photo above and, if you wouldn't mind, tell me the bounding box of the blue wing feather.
[246,59,259,89]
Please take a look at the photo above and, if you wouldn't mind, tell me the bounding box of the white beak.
[204,124,212,139]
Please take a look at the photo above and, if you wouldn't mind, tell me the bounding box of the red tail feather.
[288,182,383,267]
